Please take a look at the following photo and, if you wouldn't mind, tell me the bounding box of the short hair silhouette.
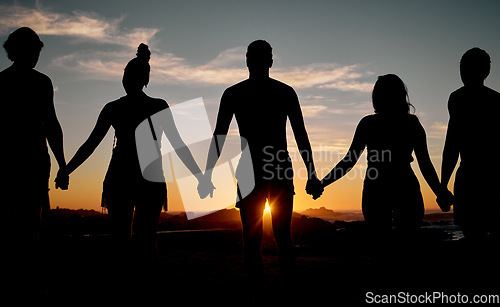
[124,43,151,86]
[246,40,273,68]
[460,47,491,83]
[3,27,44,62]
[372,74,414,114]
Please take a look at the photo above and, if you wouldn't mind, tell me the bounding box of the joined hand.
[306,177,323,200]
[197,173,216,199]
[55,167,69,190]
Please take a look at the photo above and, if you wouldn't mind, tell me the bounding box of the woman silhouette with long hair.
[317,74,451,239]
[58,44,202,256]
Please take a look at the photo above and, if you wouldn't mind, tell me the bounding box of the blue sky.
[1,0,499,211]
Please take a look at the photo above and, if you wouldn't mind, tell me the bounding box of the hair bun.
[136,43,151,62]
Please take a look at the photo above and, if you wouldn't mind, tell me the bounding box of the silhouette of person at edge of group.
[198,40,322,288]
[0,27,68,300]
[441,48,500,241]
[311,74,452,246]
[56,44,203,260]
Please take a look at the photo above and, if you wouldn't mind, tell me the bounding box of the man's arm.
[44,79,66,169]
[441,95,460,189]
[287,89,323,198]
[288,89,317,180]
[204,90,234,177]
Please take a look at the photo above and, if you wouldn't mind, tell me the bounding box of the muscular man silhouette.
[200,40,321,283]
[441,48,500,240]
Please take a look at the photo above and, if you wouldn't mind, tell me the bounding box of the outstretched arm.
[65,106,112,175]
[414,118,452,212]
[321,118,366,187]
[414,120,442,195]
[161,107,202,179]
[198,91,233,198]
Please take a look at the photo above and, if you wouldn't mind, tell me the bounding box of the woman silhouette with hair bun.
[316,74,452,243]
[58,44,202,258]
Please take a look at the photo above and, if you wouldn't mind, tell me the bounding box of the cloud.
[1,3,373,91]
[427,121,448,139]
[0,3,158,48]
[274,63,374,92]
[301,105,329,118]
[53,47,374,91]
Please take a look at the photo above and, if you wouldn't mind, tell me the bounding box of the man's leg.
[270,194,295,279]
[239,198,266,281]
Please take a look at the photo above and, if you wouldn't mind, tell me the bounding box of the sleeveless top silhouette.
[101,93,167,206]
[355,113,424,223]
[359,113,419,181]
[0,65,52,195]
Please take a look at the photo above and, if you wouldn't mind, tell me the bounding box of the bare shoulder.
[224,79,249,95]
[147,96,169,110]
[269,78,296,93]
[484,86,500,99]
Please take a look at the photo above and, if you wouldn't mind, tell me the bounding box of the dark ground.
[14,209,500,306]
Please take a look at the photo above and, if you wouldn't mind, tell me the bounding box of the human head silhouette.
[3,27,44,68]
[122,43,151,94]
[372,74,413,114]
[246,40,273,76]
[460,47,490,86]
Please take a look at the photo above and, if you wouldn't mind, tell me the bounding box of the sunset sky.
[1,0,499,213]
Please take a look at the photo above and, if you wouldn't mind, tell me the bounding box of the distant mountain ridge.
[300,207,343,217]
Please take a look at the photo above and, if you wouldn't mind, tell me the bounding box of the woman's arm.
[65,106,112,175]
[414,117,452,212]
[414,119,442,196]
[161,107,203,179]
[321,118,367,187]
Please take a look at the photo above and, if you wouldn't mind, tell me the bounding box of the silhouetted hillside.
[300,207,343,218]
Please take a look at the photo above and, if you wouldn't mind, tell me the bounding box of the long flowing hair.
[372,74,415,114]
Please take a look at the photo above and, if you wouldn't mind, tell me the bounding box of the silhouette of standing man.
[200,40,321,285]
[441,48,500,241]
[0,27,67,300]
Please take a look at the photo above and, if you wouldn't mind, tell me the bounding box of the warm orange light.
[264,201,271,215]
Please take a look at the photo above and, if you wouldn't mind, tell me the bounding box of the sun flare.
[264,201,271,215]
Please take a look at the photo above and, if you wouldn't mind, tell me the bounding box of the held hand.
[55,167,69,190]
[197,174,216,199]
[436,188,454,212]
[306,177,323,200]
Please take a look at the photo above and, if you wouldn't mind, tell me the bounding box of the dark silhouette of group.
[1,27,499,301]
